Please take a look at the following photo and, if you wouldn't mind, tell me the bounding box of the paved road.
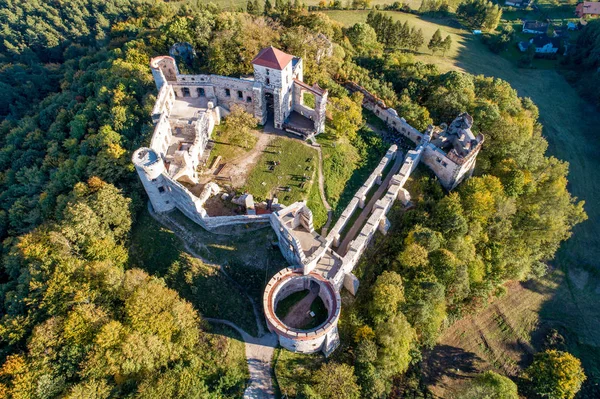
[337,151,404,256]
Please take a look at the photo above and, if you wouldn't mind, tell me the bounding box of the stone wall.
[346,82,424,145]
[332,141,428,290]
[150,56,178,89]
[326,145,397,247]
[346,81,482,191]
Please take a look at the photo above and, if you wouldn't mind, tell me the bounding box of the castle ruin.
[134,47,483,357]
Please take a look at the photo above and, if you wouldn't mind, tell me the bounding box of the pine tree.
[264,0,273,14]
[428,28,443,54]
[409,27,425,51]
[442,35,452,56]
[247,0,255,14]
[254,0,262,14]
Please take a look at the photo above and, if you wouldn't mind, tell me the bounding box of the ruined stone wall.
[292,84,318,120]
[422,140,480,190]
[150,56,178,89]
[333,141,428,289]
[169,74,266,125]
[149,114,173,156]
[270,207,307,267]
[346,82,424,144]
[327,145,397,248]
[152,85,175,123]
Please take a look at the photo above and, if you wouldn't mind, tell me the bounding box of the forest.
[0,0,589,398]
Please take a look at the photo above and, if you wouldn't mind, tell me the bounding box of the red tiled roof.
[577,1,600,15]
[252,46,294,70]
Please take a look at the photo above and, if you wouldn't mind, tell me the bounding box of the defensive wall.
[263,268,341,356]
[265,82,483,354]
[346,82,484,191]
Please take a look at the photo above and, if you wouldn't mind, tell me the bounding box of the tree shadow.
[422,345,482,385]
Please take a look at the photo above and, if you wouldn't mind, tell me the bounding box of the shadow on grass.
[423,345,482,384]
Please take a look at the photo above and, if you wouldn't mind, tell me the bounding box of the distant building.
[522,20,549,34]
[576,1,600,18]
[518,35,560,53]
[505,0,532,8]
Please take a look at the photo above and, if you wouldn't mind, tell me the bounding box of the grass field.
[244,137,318,203]
[202,0,453,12]
[325,11,467,70]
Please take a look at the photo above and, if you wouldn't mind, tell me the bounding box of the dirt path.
[223,132,275,188]
[205,318,278,399]
[337,151,404,256]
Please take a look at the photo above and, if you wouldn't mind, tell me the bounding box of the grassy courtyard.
[244,137,318,203]
[208,124,258,165]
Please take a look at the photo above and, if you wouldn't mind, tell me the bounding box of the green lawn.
[307,175,329,231]
[208,124,257,165]
[324,10,466,70]
[244,137,318,203]
[273,348,324,398]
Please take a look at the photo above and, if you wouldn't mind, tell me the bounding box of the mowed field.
[327,9,600,393]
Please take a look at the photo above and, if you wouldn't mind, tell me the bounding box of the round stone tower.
[132,147,174,213]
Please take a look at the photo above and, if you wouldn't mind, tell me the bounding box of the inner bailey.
[134,47,329,233]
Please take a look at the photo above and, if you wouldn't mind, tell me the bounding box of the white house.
[518,35,560,53]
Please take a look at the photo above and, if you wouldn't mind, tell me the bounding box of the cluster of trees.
[247,0,307,16]
[428,29,452,55]
[456,0,502,31]
[419,0,451,16]
[565,19,600,108]
[332,51,586,397]
[0,179,247,397]
[366,11,426,52]
[483,24,516,54]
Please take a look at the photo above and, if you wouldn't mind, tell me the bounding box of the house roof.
[531,35,560,48]
[578,1,600,15]
[252,46,295,70]
[523,20,548,32]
